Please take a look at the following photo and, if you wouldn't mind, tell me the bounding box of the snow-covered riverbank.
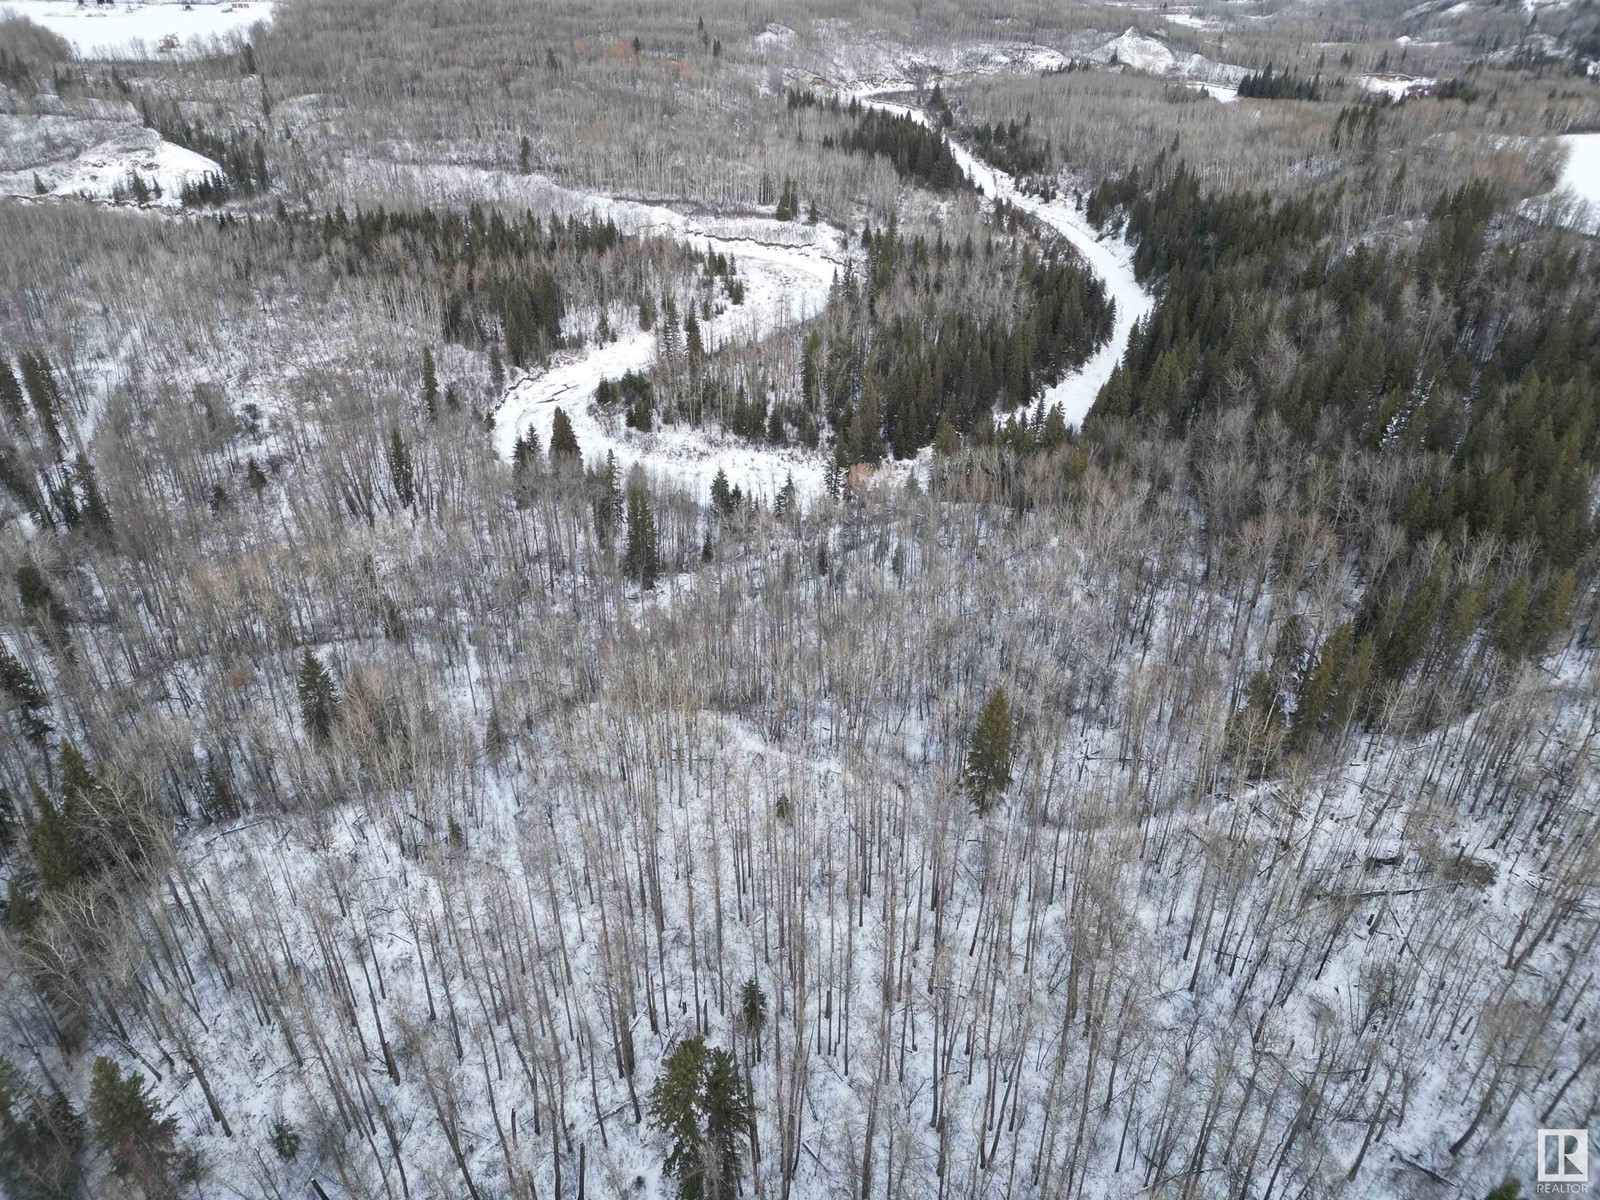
[490,205,845,506]
[856,89,1154,426]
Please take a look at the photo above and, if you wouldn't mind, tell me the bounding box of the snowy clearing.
[1523,131,1600,233]
[0,0,272,58]
[776,34,1070,96]
[0,112,220,203]
[1089,26,1249,84]
[1556,130,1600,210]
[1360,73,1436,98]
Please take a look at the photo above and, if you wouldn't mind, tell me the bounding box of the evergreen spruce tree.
[28,785,82,893]
[71,454,112,544]
[269,1117,300,1162]
[700,1048,749,1200]
[775,473,797,520]
[738,980,767,1060]
[0,642,50,748]
[488,343,505,393]
[652,1037,708,1199]
[624,484,662,590]
[650,1036,752,1200]
[0,358,25,430]
[17,353,63,446]
[1491,574,1532,662]
[1040,403,1069,450]
[421,347,439,419]
[685,311,704,371]
[710,468,733,516]
[297,651,337,746]
[1291,623,1352,752]
[606,450,625,526]
[1524,570,1575,657]
[594,451,624,548]
[0,1055,85,1200]
[88,1057,181,1198]
[387,426,415,509]
[15,566,68,633]
[801,332,820,411]
[549,408,581,461]
[512,429,542,473]
[965,685,1013,814]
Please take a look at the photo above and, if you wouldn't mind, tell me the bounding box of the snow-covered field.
[0,0,272,58]
[0,111,220,203]
[1556,131,1600,211]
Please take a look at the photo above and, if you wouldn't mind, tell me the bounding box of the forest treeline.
[788,89,968,191]
[1074,146,1593,772]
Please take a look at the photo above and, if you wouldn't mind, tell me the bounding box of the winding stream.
[492,87,1152,502]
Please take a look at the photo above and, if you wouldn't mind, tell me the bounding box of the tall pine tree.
[387,426,415,509]
[624,483,662,590]
[965,685,1013,814]
[297,651,337,746]
[650,1036,752,1200]
[549,408,581,461]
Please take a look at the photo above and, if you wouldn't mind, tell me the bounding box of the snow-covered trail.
[855,91,1154,426]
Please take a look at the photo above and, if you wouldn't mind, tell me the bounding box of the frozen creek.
[492,90,1153,505]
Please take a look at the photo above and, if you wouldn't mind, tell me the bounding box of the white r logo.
[1540,1130,1590,1183]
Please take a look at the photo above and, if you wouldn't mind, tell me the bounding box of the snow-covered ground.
[856,90,1155,427]
[1360,73,1436,98]
[1164,10,1221,29]
[764,31,1070,96]
[0,112,220,203]
[0,0,272,58]
[1089,26,1248,85]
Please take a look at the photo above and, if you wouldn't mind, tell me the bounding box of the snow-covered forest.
[2,0,1599,1198]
